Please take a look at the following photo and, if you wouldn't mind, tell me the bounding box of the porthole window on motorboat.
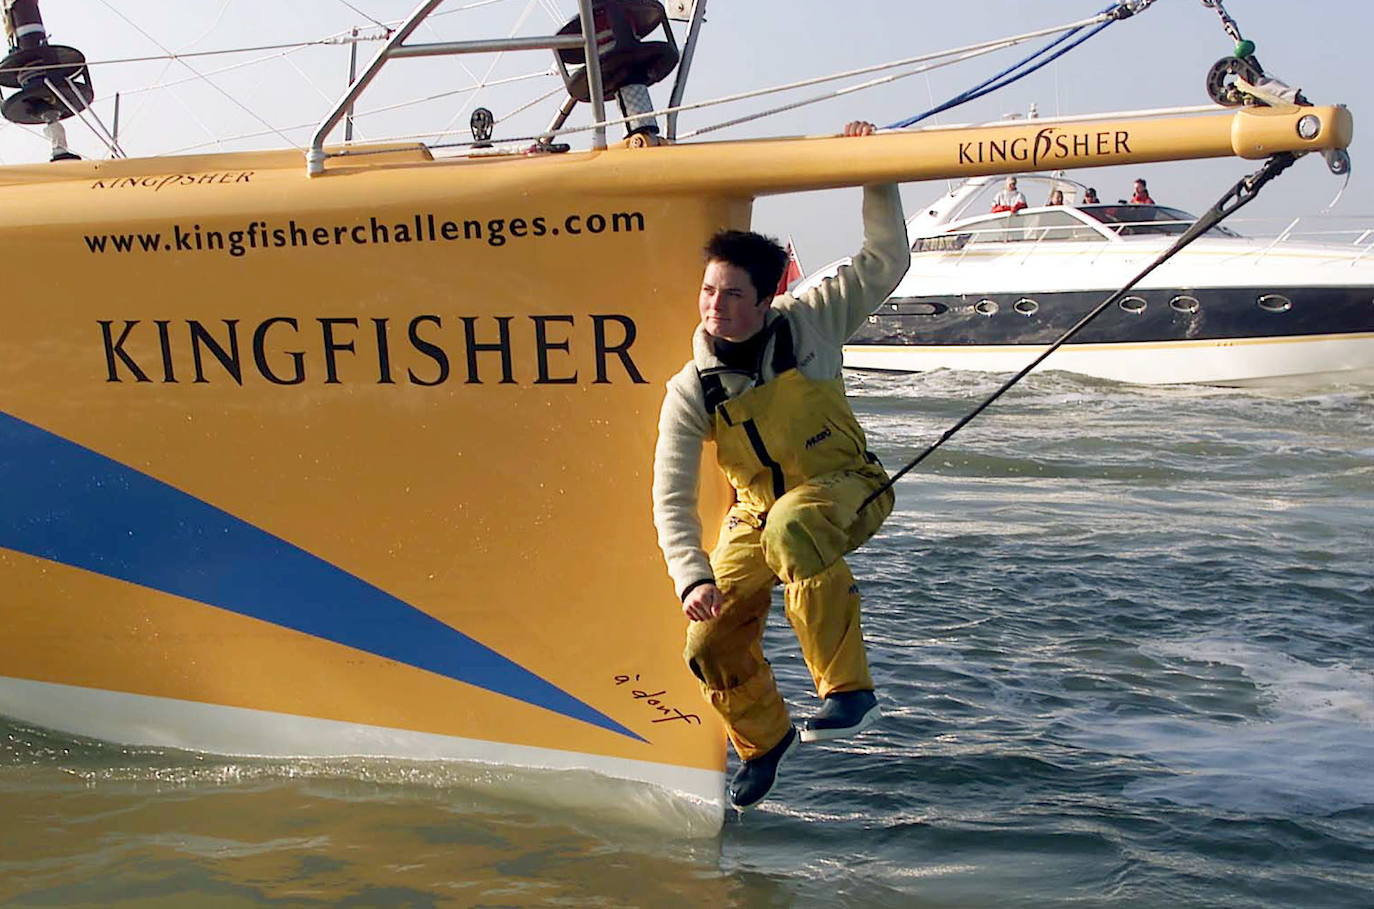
[1013,298,1038,316]
[885,298,948,316]
[1258,293,1292,313]
[974,299,999,316]
[1119,296,1147,314]
[1169,295,1200,314]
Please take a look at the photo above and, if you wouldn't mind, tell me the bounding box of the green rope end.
[1233,39,1255,59]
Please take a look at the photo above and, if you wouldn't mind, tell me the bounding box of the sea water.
[2,370,1371,907]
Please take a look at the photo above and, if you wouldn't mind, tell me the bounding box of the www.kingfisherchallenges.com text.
[83,209,648,258]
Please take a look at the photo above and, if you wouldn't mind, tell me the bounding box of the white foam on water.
[71,754,725,840]
[1069,636,1374,818]
[1146,638,1374,726]
[0,677,726,838]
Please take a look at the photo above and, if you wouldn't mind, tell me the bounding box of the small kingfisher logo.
[1031,127,1057,169]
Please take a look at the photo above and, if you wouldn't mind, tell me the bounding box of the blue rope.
[884,4,1128,130]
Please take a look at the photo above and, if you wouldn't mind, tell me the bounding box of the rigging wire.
[335,0,392,32]
[161,70,554,156]
[28,4,1110,158]
[321,1,1175,158]
[186,0,236,48]
[1,0,1203,166]
[10,2,1152,161]
[20,0,541,156]
[0,32,389,80]
[88,42,338,100]
[680,39,1056,140]
[96,0,304,150]
[579,14,1112,144]
[425,0,542,144]
[328,12,1126,158]
[666,17,1110,138]
[424,0,524,24]
[857,152,1300,513]
[884,1,1157,130]
[886,23,1096,129]
[49,77,125,157]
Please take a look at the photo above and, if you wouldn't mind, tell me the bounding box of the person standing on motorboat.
[991,175,1028,212]
[1130,178,1155,204]
[1047,189,1065,206]
[1083,187,1100,204]
[651,120,910,810]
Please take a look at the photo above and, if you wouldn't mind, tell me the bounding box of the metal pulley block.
[624,130,667,148]
[1205,55,1264,107]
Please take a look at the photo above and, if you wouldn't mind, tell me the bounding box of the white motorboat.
[812,173,1374,385]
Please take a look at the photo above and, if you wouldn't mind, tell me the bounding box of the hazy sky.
[3,1,1367,267]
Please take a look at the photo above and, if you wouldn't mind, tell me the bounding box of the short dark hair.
[704,230,788,302]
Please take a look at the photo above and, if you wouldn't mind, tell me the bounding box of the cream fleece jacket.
[651,184,910,598]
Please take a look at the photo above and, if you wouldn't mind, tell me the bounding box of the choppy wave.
[1067,637,1374,819]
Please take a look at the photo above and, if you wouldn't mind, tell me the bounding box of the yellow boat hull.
[0,144,745,814]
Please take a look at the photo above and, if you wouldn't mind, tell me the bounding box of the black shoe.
[728,726,799,809]
[799,690,879,743]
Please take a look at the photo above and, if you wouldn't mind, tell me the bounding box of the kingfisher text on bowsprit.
[97,315,648,387]
[958,127,1133,168]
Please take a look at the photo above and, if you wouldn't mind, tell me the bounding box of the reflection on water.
[3,731,732,905]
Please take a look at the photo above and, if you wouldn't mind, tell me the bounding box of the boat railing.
[306,0,608,175]
[1091,215,1374,253]
[1231,215,1374,265]
[1352,231,1374,268]
[911,220,1122,269]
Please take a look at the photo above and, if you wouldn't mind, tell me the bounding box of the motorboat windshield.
[1079,203,1241,237]
[911,200,1243,252]
[909,173,1248,246]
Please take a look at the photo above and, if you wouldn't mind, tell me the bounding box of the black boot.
[800,690,879,743]
[728,726,799,809]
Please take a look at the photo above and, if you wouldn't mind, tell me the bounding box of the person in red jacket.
[1130,178,1154,204]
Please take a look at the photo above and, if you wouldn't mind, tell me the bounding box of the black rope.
[858,151,1299,513]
